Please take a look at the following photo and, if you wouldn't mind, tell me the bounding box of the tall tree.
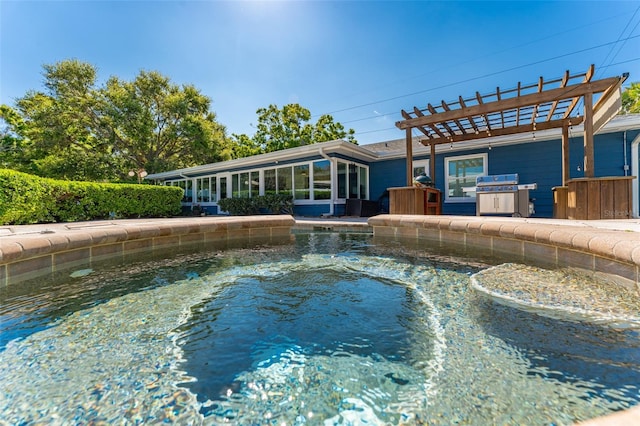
[102,71,232,174]
[4,59,231,181]
[0,105,30,170]
[231,103,356,158]
[230,133,263,158]
[253,103,314,152]
[12,60,122,180]
[621,82,640,114]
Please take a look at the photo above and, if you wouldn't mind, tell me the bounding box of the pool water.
[0,232,639,425]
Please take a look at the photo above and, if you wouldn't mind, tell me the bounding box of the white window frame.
[335,160,369,200]
[444,153,487,203]
[217,173,230,203]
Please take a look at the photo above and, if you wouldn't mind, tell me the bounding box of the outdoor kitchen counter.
[567,176,635,220]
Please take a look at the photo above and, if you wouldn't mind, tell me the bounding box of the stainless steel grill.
[475,174,536,217]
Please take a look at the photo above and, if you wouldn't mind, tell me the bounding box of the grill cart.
[476,174,536,217]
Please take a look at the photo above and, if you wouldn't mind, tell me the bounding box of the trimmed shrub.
[218,194,293,216]
[0,169,183,224]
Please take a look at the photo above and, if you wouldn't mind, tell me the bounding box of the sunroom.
[145,140,378,216]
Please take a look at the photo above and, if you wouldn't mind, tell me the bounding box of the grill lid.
[476,174,519,186]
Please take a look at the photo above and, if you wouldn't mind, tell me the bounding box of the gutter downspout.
[319,147,335,217]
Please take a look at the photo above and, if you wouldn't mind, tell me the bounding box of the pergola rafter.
[396,66,628,187]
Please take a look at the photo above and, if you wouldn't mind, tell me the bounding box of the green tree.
[4,59,231,180]
[621,82,640,114]
[230,133,263,158]
[312,113,356,145]
[0,105,30,170]
[231,103,356,158]
[253,103,314,152]
[102,71,232,175]
[12,60,122,180]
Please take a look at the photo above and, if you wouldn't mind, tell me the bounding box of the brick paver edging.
[0,215,295,286]
[368,214,640,289]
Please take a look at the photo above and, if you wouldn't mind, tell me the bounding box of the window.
[164,157,369,205]
[313,160,331,200]
[219,176,228,200]
[294,165,310,200]
[359,166,368,199]
[250,171,259,197]
[337,161,368,199]
[264,169,276,195]
[196,177,210,203]
[210,176,217,202]
[349,164,358,198]
[231,174,241,198]
[167,179,192,203]
[239,172,250,198]
[337,162,347,199]
[445,153,487,202]
[277,166,292,195]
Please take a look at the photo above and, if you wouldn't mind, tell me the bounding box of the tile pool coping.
[369,214,640,290]
[0,215,295,285]
[1,213,639,425]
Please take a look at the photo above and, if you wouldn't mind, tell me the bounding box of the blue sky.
[1,1,639,145]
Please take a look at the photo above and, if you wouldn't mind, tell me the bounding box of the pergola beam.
[427,103,456,136]
[397,75,622,130]
[418,117,583,146]
[403,109,433,139]
[546,70,569,121]
[442,100,467,134]
[563,64,595,119]
[412,107,444,138]
[459,96,480,134]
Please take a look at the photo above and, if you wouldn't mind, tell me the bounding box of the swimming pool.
[1,232,639,424]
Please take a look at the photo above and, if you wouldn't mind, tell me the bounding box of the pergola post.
[430,142,436,186]
[583,91,595,178]
[405,128,413,186]
[562,121,570,185]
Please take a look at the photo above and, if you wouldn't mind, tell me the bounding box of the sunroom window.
[313,160,331,200]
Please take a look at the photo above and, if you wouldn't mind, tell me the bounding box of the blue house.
[146,114,640,219]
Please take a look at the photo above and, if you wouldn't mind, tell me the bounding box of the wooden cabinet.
[567,177,635,220]
[388,186,442,215]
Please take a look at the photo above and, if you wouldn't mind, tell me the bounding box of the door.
[217,175,229,214]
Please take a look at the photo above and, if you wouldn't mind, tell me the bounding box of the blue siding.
[294,204,332,216]
[369,158,407,200]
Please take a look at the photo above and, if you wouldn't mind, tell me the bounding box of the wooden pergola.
[395,65,628,188]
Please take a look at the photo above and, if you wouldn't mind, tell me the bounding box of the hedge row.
[217,193,294,216]
[0,169,183,224]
